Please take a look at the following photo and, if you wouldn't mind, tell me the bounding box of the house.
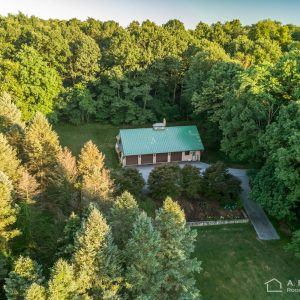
[115,121,204,167]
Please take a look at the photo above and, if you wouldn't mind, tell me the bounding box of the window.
[185,151,190,155]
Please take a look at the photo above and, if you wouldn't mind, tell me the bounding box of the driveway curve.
[135,162,280,240]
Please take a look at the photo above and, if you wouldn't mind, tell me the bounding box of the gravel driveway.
[134,162,280,240]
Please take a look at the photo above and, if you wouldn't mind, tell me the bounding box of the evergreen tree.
[51,147,79,214]
[25,283,46,300]
[155,198,201,299]
[72,205,115,295]
[109,191,140,248]
[5,256,44,300]
[124,212,162,300]
[78,141,114,208]
[23,112,61,187]
[56,212,81,260]
[0,92,24,150]
[78,141,105,177]
[0,171,20,251]
[0,133,22,183]
[47,259,78,300]
[0,92,23,132]
[17,169,40,203]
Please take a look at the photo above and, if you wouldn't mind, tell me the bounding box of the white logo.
[264,278,283,293]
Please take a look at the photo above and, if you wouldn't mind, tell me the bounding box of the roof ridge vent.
[153,118,166,130]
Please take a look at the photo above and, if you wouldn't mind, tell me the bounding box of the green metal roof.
[119,125,204,156]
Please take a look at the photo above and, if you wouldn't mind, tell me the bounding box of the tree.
[15,45,62,120]
[124,212,162,299]
[0,171,20,252]
[5,256,44,300]
[181,165,202,200]
[23,112,61,187]
[78,141,105,177]
[78,141,114,208]
[59,85,96,125]
[65,28,100,84]
[202,162,241,203]
[24,283,46,300]
[47,259,78,300]
[251,102,300,221]
[0,133,22,183]
[17,169,40,203]
[148,164,182,201]
[0,92,24,132]
[51,147,79,214]
[72,204,121,298]
[113,168,145,197]
[109,191,140,248]
[286,230,300,259]
[191,61,243,123]
[56,212,81,260]
[154,197,201,299]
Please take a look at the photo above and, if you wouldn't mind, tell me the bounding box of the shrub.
[114,168,145,197]
[148,164,182,201]
[202,162,241,203]
[181,164,202,200]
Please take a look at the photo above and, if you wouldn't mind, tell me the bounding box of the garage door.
[125,155,138,165]
[141,154,153,164]
[171,152,182,162]
[156,153,168,163]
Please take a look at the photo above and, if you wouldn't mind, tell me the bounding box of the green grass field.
[55,123,121,169]
[193,224,300,300]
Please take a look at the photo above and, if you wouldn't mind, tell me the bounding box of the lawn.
[193,224,300,300]
[55,123,121,169]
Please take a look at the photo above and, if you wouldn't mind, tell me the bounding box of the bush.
[114,168,145,197]
[181,164,202,200]
[202,162,241,203]
[148,164,182,201]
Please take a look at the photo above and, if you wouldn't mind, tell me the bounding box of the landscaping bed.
[178,198,244,222]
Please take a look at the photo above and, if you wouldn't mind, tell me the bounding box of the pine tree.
[23,112,61,187]
[78,141,105,177]
[5,256,44,300]
[0,133,21,183]
[25,283,46,300]
[0,92,24,152]
[47,259,78,300]
[56,212,81,260]
[81,166,113,207]
[93,232,122,299]
[155,197,201,300]
[51,147,79,214]
[124,212,163,299]
[17,169,40,203]
[72,205,110,293]
[109,191,140,248]
[0,171,20,251]
[78,141,114,208]
[0,92,23,132]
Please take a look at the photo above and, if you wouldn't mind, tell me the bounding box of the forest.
[0,13,300,299]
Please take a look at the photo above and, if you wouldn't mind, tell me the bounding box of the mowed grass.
[54,123,121,169]
[193,224,300,300]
